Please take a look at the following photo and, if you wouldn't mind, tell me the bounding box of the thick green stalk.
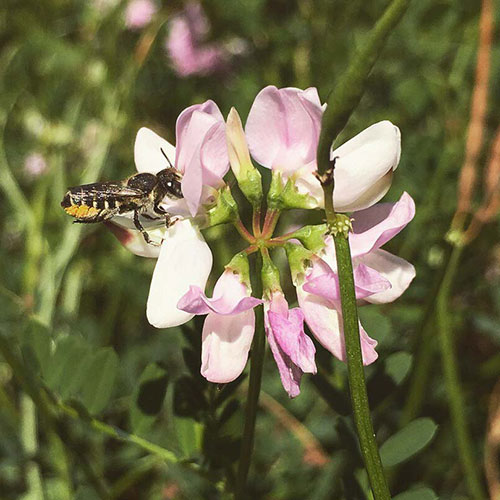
[332,232,391,499]
[436,245,486,500]
[236,257,265,498]
[316,0,411,174]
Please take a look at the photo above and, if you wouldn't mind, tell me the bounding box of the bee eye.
[166,181,172,187]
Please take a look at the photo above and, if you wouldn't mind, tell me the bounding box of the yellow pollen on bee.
[64,205,80,216]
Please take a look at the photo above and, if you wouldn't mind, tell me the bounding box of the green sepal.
[292,224,328,253]
[261,252,281,297]
[238,167,263,207]
[284,243,314,284]
[267,171,317,210]
[225,252,251,285]
[206,187,239,227]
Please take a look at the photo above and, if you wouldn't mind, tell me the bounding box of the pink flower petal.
[177,270,262,315]
[268,307,316,374]
[297,286,377,365]
[303,264,391,302]
[201,309,255,383]
[358,249,416,304]
[349,192,416,257]
[245,86,323,175]
[176,102,223,171]
[134,127,176,174]
[147,219,212,328]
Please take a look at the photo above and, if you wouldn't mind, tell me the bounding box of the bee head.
[156,168,183,199]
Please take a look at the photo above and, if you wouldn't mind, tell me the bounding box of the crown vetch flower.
[109,100,228,328]
[245,85,401,212]
[177,255,262,383]
[125,0,157,29]
[166,2,228,77]
[294,192,416,364]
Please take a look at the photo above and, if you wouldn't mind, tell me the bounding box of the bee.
[61,152,183,245]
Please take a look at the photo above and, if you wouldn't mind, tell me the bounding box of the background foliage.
[0,0,499,498]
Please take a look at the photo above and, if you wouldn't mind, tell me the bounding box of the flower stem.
[252,207,262,237]
[234,219,255,243]
[236,256,265,498]
[436,244,486,500]
[261,209,280,238]
[331,231,391,499]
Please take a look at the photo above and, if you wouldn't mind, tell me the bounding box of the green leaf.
[79,347,119,414]
[380,418,438,467]
[393,487,438,500]
[174,417,202,459]
[385,352,413,385]
[130,363,169,436]
[44,336,89,396]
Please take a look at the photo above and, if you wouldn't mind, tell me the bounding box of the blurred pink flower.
[246,85,401,212]
[296,192,416,365]
[178,268,262,383]
[24,153,47,178]
[125,0,157,30]
[264,291,316,398]
[166,2,228,77]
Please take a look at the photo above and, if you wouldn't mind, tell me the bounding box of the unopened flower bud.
[226,108,263,206]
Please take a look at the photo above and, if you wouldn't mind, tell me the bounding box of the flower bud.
[284,243,314,285]
[226,108,263,206]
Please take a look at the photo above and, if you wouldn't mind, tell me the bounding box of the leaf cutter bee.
[61,158,183,245]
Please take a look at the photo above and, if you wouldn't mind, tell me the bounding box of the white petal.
[201,309,255,383]
[359,249,415,304]
[134,127,176,174]
[147,219,213,328]
[332,121,401,212]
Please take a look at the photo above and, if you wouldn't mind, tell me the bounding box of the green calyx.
[260,251,281,296]
[206,187,239,227]
[292,224,328,253]
[225,251,251,285]
[267,171,317,210]
[238,167,263,207]
[284,243,314,284]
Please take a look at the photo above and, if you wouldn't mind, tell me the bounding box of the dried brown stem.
[463,125,500,243]
[452,0,493,230]
[485,379,500,500]
[259,391,329,467]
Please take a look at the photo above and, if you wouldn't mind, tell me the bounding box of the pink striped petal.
[349,192,416,257]
[177,269,262,315]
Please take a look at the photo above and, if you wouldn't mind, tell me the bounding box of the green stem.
[436,245,486,500]
[316,0,411,173]
[332,233,391,499]
[236,257,265,498]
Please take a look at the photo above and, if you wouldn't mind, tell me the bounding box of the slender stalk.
[436,245,486,500]
[236,256,265,498]
[316,0,411,174]
[234,219,255,243]
[332,232,391,499]
[252,207,262,237]
[261,209,280,238]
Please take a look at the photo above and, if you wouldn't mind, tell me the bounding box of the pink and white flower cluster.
[112,85,415,398]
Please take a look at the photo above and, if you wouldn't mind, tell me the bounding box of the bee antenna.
[160,148,175,169]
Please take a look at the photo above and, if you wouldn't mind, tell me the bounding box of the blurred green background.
[1,0,499,499]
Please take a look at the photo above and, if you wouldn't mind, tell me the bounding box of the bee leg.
[133,210,159,246]
[142,213,161,221]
